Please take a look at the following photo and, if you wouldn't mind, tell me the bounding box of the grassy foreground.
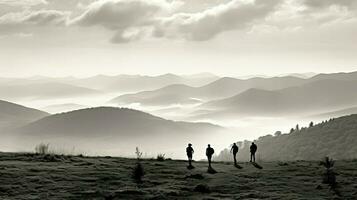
[0,152,356,199]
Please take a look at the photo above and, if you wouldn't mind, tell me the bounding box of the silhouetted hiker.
[186,143,194,168]
[206,144,215,167]
[231,143,239,165]
[250,142,258,162]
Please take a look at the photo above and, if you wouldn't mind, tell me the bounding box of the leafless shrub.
[132,147,145,183]
[35,143,49,155]
[156,153,165,161]
[320,157,340,196]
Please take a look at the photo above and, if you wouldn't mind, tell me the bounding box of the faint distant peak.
[183,72,218,79]
[157,73,182,79]
[209,77,241,84]
[277,72,317,79]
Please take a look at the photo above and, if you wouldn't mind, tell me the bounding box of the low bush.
[132,147,145,183]
[156,153,165,161]
[35,143,49,154]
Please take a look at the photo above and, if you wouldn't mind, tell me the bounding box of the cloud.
[249,0,357,34]
[0,10,69,25]
[70,0,281,43]
[0,10,70,34]
[302,0,357,10]
[153,0,281,41]
[0,0,48,7]
[0,0,356,43]
[71,0,182,43]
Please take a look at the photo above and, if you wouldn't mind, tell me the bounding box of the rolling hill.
[215,113,357,161]
[110,76,307,106]
[41,103,88,114]
[0,100,49,130]
[110,71,357,108]
[15,107,223,157]
[309,71,357,82]
[71,73,219,92]
[198,79,357,118]
[110,84,201,106]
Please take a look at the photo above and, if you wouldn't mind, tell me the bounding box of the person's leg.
[208,156,211,167]
[188,156,192,166]
[233,154,237,165]
[250,153,252,162]
[253,153,256,162]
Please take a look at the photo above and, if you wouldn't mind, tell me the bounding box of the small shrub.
[35,143,49,154]
[320,157,340,195]
[135,147,143,160]
[320,156,334,170]
[156,153,165,161]
[132,162,145,183]
[132,147,144,183]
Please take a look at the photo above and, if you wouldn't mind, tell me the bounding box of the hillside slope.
[15,107,223,157]
[72,73,219,92]
[199,79,357,117]
[216,114,357,161]
[0,100,49,130]
[110,76,306,106]
[111,71,357,108]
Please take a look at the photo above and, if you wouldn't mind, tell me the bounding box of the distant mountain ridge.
[110,76,307,106]
[70,73,219,92]
[197,79,357,118]
[111,71,357,107]
[0,81,100,100]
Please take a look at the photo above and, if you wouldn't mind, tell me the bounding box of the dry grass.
[0,152,356,199]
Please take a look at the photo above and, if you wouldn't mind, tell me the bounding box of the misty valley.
[1,72,357,161]
[2,0,357,198]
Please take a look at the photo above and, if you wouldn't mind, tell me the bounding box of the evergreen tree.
[274,131,282,136]
[290,128,294,133]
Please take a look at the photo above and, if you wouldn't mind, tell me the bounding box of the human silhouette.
[206,144,215,167]
[186,143,194,168]
[230,143,239,165]
[250,142,258,162]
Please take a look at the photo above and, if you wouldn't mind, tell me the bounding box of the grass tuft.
[35,143,49,155]
[156,153,165,161]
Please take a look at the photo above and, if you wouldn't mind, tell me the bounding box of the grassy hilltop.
[0,152,356,199]
[217,114,357,162]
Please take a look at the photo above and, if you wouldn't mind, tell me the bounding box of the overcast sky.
[0,0,357,77]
